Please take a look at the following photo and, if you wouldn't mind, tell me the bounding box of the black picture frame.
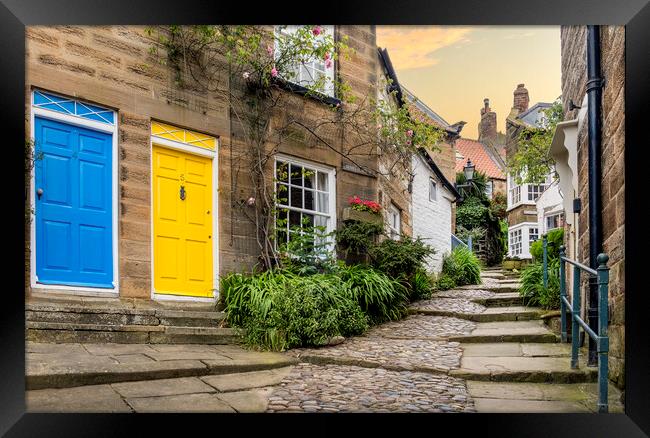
[1,1,648,435]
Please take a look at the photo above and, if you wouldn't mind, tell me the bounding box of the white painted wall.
[411,154,453,274]
[536,181,564,234]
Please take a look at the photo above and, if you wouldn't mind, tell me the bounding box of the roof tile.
[455,138,505,180]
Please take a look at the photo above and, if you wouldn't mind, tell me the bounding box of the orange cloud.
[376,26,473,70]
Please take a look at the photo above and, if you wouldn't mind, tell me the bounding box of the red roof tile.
[455,138,505,180]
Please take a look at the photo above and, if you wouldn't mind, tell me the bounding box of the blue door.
[34,117,114,288]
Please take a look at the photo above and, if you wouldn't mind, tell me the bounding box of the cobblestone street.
[26,272,622,413]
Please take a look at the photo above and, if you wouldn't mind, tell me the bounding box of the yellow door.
[153,145,213,297]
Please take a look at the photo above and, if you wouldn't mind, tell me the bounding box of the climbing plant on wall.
[145,25,444,270]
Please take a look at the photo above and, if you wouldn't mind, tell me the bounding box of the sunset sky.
[376,26,562,139]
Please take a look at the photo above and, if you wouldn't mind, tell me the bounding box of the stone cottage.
[25,25,408,304]
[505,84,555,259]
[553,25,625,392]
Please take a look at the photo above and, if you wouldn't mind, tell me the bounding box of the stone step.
[480,272,505,279]
[448,320,559,343]
[26,345,297,390]
[26,321,240,345]
[411,306,543,323]
[457,284,520,293]
[474,293,524,307]
[26,302,226,328]
[450,356,598,383]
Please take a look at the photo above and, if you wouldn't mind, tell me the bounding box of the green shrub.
[529,228,564,262]
[368,236,435,281]
[519,260,560,309]
[335,221,383,256]
[411,268,434,300]
[441,246,481,286]
[221,270,369,351]
[435,273,456,290]
[336,264,409,323]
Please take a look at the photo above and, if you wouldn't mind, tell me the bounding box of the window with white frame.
[275,158,335,249]
[387,203,401,240]
[509,229,522,256]
[274,25,335,97]
[546,212,564,230]
[485,180,493,199]
[529,227,539,246]
[527,184,546,201]
[509,178,521,205]
[429,178,437,202]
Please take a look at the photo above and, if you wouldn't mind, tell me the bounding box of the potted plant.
[342,196,383,225]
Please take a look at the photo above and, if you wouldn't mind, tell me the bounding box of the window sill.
[273,77,341,107]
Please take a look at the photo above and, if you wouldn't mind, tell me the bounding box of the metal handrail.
[554,243,610,413]
[451,233,472,252]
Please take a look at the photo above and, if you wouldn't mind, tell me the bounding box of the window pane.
[290,187,303,208]
[276,161,288,183]
[317,172,329,191]
[290,164,303,186]
[317,192,329,213]
[276,183,289,205]
[304,168,315,189]
[289,210,301,229]
[304,189,314,211]
[302,213,314,229]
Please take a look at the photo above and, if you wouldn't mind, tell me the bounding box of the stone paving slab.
[472,397,586,413]
[111,376,215,398]
[410,298,486,315]
[461,343,572,358]
[433,289,497,300]
[466,381,624,413]
[27,384,133,413]
[266,363,476,413]
[201,367,293,392]
[26,342,297,390]
[217,388,275,412]
[125,392,236,413]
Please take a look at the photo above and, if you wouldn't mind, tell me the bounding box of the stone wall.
[26,25,381,299]
[560,25,625,389]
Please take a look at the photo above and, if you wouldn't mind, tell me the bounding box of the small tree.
[507,99,563,185]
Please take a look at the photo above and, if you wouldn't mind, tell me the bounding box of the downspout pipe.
[586,25,604,367]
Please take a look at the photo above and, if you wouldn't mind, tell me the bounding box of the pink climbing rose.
[267,45,274,56]
[270,67,278,77]
[324,52,331,60]
[312,26,323,36]
[406,129,414,137]
[406,139,412,145]
[325,58,333,69]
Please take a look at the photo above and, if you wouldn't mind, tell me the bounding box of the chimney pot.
[513,83,530,113]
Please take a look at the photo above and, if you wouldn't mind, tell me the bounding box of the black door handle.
[37,188,43,200]
[180,185,186,201]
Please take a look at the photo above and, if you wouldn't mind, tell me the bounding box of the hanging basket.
[342,207,383,225]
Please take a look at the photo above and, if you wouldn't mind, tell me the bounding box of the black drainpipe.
[586,25,604,367]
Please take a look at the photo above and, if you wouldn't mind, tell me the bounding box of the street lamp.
[456,159,475,189]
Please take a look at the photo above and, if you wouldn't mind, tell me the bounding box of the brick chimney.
[513,83,529,113]
[478,98,497,144]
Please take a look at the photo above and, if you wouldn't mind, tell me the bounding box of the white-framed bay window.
[274,155,336,250]
[507,172,552,211]
[508,222,539,259]
[274,25,336,97]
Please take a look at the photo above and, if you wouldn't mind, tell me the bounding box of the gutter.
[586,25,604,367]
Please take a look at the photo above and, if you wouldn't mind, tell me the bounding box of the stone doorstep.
[474,293,523,307]
[26,322,240,345]
[26,354,298,390]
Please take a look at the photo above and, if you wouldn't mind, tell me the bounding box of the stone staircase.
[26,293,240,345]
[424,266,622,412]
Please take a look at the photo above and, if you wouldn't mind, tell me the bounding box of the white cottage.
[536,179,565,235]
[411,148,461,273]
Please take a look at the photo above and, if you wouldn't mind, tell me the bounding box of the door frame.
[149,134,219,303]
[29,94,119,296]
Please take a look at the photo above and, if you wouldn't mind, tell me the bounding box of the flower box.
[342,207,384,225]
